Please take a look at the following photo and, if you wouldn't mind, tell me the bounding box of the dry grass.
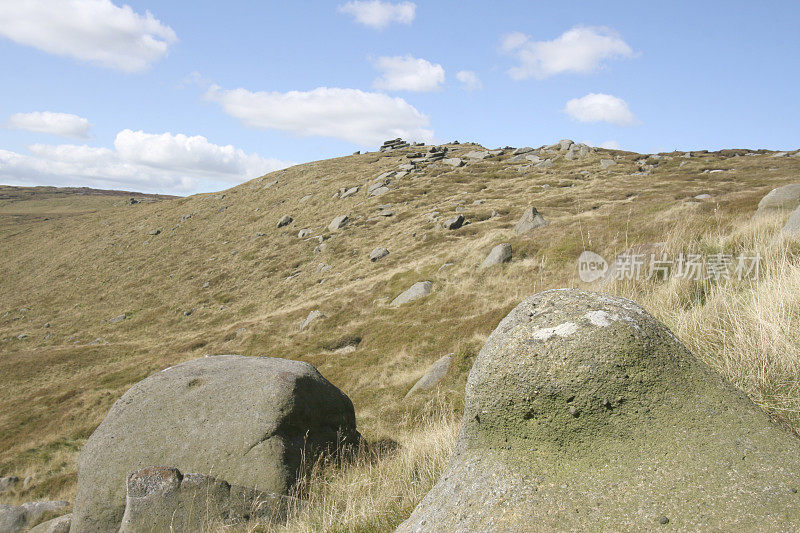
[2,144,800,529]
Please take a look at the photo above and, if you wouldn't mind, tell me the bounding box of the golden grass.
[2,145,800,529]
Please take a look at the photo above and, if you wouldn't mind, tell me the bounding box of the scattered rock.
[340,186,359,199]
[27,513,71,533]
[535,159,554,169]
[463,150,490,160]
[479,243,512,269]
[390,281,433,307]
[71,355,360,532]
[512,147,535,155]
[369,247,389,262]
[398,163,415,172]
[108,314,126,324]
[514,207,547,235]
[600,159,617,169]
[298,229,312,238]
[0,501,69,533]
[147,228,161,236]
[405,355,452,398]
[0,476,19,493]
[300,310,326,331]
[328,215,349,232]
[694,194,712,200]
[118,466,286,532]
[559,139,574,151]
[442,158,465,167]
[125,198,139,205]
[369,186,390,197]
[443,214,465,230]
[756,184,800,214]
[398,289,800,532]
[277,215,293,228]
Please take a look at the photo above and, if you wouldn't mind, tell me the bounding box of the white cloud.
[599,140,621,150]
[456,70,482,90]
[0,131,291,195]
[206,85,433,146]
[338,1,415,29]
[0,0,177,72]
[501,26,635,80]
[372,55,445,92]
[6,111,91,139]
[564,93,639,127]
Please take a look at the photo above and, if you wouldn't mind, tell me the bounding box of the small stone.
[298,229,312,238]
[277,215,293,227]
[329,215,349,231]
[370,247,389,262]
[659,516,670,525]
[147,228,161,236]
[443,215,465,230]
[108,314,126,324]
[300,310,326,331]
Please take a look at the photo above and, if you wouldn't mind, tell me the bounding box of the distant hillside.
[1,140,799,519]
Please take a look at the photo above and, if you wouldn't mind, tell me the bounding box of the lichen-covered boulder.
[71,355,360,533]
[398,289,800,532]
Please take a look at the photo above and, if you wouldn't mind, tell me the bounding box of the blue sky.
[1,0,798,195]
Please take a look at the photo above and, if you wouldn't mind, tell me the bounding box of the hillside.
[2,140,800,527]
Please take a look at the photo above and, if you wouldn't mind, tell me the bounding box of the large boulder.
[757,184,800,214]
[398,290,800,532]
[71,355,360,533]
[479,243,512,269]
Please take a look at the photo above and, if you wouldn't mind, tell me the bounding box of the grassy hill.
[2,141,799,530]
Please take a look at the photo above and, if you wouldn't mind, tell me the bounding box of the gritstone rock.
[397,289,800,532]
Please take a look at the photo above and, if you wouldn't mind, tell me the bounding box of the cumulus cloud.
[205,85,433,146]
[599,140,622,150]
[501,26,635,80]
[564,93,639,127]
[6,111,91,139]
[0,131,291,195]
[372,55,445,92]
[0,0,177,72]
[456,70,482,90]
[338,1,415,29]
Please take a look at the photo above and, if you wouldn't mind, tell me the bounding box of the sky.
[0,0,799,196]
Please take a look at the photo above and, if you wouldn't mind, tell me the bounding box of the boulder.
[369,186,390,197]
[0,501,68,533]
[442,215,464,230]
[756,184,800,214]
[535,158,553,168]
[390,281,432,307]
[442,158,464,167]
[600,158,617,169]
[559,139,574,151]
[398,290,800,532]
[299,310,326,330]
[297,229,311,238]
[404,355,452,398]
[398,163,415,172]
[463,150,490,160]
[694,193,712,200]
[479,243,512,269]
[28,514,71,533]
[117,466,286,532]
[512,147,534,155]
[514,207,547,235]
[277,215,293,228]
[71,355,360,533]
[328,215,349,232]
[0,477,19,493]
[340,186,359,199]
[781,205,800,237]
[369,247,389,262]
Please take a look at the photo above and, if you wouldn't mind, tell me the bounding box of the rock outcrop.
[398,289,800,532]
[71,355,360,532]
